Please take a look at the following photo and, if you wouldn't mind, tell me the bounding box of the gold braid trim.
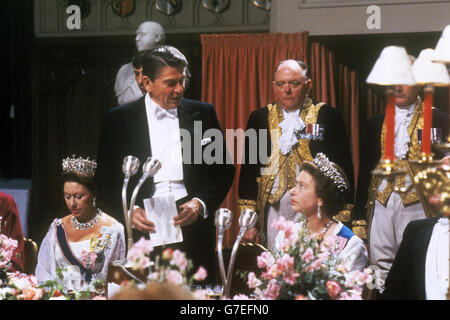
[352,219,368,241]
[334,203,353,223]
[237,199,257,212]
[373,100,424,207]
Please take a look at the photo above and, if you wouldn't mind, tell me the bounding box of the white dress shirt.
[425,218,449,300]
[144,94,207,218]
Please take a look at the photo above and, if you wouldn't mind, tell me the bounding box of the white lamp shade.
[367,46,417,85]
[434,25,450,64]
[412,48,450,86]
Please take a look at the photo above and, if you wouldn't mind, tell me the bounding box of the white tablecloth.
[0,179,31,238]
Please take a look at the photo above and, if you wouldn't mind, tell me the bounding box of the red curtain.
[201,32,309,247]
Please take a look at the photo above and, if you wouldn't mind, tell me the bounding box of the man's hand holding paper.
[173,199,203,227]
[132,207,156,233]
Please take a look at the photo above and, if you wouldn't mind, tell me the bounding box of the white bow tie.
[154,106,177,120]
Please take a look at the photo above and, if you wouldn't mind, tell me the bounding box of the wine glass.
[205,284,224,300]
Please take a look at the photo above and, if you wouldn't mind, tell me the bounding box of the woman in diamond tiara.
[35,156,125,286]
[274,153,368,272]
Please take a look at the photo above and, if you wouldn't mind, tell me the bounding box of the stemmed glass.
[205,284,224,300]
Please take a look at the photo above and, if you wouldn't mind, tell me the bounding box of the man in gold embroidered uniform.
[355,80,449,294]
[238,59,354,250]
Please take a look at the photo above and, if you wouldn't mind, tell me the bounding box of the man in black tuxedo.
[96,47,235,281]
[381,156,450,300]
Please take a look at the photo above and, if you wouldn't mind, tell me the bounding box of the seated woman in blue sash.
[36,155,125,285]
[274,153,368,272]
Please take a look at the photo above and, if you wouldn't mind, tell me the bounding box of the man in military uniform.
[355,81,449,293]
[238,59,354,249]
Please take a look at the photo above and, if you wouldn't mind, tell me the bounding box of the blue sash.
[56,223,92,282]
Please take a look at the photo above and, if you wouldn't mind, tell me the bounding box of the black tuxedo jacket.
[354,108,449,221]
[95,96,235,279]
[381,217,439,300]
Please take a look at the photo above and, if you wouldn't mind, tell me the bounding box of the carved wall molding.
[297,0,450,9]
[34,0,270,37]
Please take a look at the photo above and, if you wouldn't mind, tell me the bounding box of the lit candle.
[385,88,396,162]
[422,86,433,154]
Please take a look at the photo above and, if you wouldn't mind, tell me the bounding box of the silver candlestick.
[214,208,233,287]
[122,156,140,249]
[220,209,258,299]
[122,156,161,249]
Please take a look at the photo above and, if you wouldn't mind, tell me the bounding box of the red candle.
[385,90,396,162]
[422,87,433,154]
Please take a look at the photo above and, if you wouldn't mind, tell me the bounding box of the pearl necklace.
[71,209,101,231]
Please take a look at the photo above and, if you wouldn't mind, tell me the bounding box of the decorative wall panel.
[34,0,270,37]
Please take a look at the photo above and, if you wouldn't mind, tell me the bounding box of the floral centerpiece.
[1,225,103,300]
[0,230,63,300]
[245,217,373,300]
[119,237,208,298]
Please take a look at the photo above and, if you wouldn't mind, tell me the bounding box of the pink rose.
[233,294,252,300]
[275,254,294,273]
[326,280,341,299]
[166,270,183,285]
[126,238,153,271]
[0,234,18,266]
[171,250,188,271]
[257,251,275,269]
[148,272,159,281]
[283,273,300,285]
[9,272,37,290]
[17,287,44,300]
[162,248,174,261]
[345,270,372,288]
[305,259,322,273]
[271,217,296,239]
[317,250,331,263]
[193,266,208,281]
[338,290,363,300]
[247,272,262,289]
[263,279,280,300]
[301,247,314,263]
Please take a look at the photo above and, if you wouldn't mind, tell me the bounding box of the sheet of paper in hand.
[143,195,183,247]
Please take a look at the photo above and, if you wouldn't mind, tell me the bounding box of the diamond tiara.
[312,153,348,192]
[62,155,97,177]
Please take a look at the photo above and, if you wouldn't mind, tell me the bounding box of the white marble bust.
[114,21,166,105]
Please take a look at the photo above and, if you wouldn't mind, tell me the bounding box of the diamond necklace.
[71,209,101,231]
[319,219,334,235]
[304,218,334,238]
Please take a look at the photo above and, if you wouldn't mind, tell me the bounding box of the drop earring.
[317,205,322,219]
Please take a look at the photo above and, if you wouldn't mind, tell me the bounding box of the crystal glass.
[205,284,224,300]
